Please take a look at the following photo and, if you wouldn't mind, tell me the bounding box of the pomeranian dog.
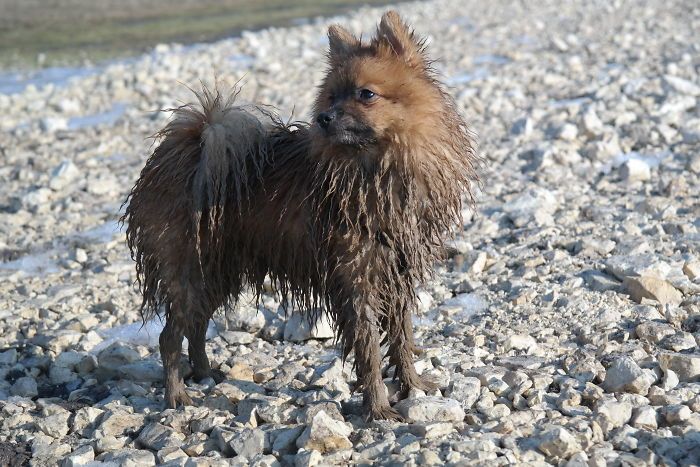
[123,11,478,420]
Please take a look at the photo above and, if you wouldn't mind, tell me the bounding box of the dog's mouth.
[325,125,377,147]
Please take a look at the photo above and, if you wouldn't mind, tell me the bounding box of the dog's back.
[122,88,317,407]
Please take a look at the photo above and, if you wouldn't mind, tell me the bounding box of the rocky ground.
[1,0,699,465]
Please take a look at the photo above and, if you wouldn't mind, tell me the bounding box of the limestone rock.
[296,411,352,454]
[394,397,465,423]
[623,276,682,305]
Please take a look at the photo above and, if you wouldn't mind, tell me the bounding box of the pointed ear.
[376,11,425,67]
[328,25,359,59]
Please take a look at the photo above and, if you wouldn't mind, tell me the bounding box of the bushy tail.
[122,86,269,318]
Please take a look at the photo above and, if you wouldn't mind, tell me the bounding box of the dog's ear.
[376,10,426,68]
[328,24,359,59]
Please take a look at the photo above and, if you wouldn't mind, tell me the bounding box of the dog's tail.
[122,86,268,317]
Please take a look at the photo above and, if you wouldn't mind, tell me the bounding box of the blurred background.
[0,0,396,70]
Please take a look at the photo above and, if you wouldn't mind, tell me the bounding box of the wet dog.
[123,11,478,419]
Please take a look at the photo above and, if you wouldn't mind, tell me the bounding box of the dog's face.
[312,12,445,153]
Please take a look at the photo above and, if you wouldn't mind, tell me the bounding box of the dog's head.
[312,11,447,155]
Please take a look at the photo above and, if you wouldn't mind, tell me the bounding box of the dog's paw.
[366,404,404,422]
[210,368,226,384]
[165,384,193,409]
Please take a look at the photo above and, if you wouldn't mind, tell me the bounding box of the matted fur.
[123,11,479,419]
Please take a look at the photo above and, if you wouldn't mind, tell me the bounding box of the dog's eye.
[357,88,378,103]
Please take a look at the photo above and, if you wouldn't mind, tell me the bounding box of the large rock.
[49,160,81,191]
[95,411,146,438]
[504,334,537,351]
[309,358,350,395]
[683,260,700,280]
[283,313,334,342]
[602,356,653,395]
[36,410,71,438]
[136,423,186,450]
[119,360,164,382]
[296,410,352,453]
[101,449,155,467]
[658,352,700,382]
[10,376,38,398]
[594,400,633,433]
[502,188,558,227]
[218,296,266,333]
[631,406,658,430]
[446,375,481,409]
[663,75,700,96]
[623,276,683,305]
[537,426,580,459]
[97,342,141,380]
[635,320,675,344]
[394,397,465,423]
[62,445,95,467]
[229,428,266,458]
[619,159,651,182]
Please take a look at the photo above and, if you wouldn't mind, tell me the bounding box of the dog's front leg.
[386,300,438,398]
[349,300,403,421]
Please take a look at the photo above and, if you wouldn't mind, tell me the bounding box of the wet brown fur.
[123,11,478,420]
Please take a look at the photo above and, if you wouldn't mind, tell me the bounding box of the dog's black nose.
[316,111,334,129]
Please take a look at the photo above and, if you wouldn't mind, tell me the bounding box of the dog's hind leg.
[160,317,193,408]
[186,310,225,384]
[186,313,212,382]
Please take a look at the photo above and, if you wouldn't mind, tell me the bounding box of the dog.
[123,10,478,420]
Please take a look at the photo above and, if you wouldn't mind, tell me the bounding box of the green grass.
[0,0,399,69]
